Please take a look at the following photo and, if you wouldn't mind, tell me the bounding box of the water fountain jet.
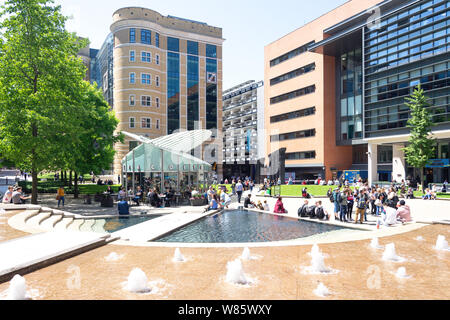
[173,248,186,262]
[124,268,151,293]
[226,259,249,285]
[435,235,449,251]
[382,243,405,262]
[7,275,27,300]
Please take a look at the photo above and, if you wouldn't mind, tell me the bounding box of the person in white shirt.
[263,200,270,211]
[220,191,231,209]
[382,203,398,226]
[2,186,13,204]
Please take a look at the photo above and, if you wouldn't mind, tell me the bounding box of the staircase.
[8,206,109,234]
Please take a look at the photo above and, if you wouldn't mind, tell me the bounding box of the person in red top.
[274,197,288,214]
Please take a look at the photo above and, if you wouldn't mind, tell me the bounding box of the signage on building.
[207,72,217,84]
[426,159,450,168]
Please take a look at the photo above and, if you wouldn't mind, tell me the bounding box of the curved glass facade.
[167,51,180,134]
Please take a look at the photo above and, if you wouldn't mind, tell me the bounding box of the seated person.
[11,187,31,204]
[422,188,433,200]
[148,188,162,207]
[274,197,288,214]
[301,187,311,198]
[396,200,412,223]
[297,200,309,217]
[382,203,398,226]
[204,194,219,212]
[243,194,256,208]
[133,186,143,205]
[105,186,113,194]
[118,200,129,215]
[117,187,126,201]
[263,200,270,211]
[2,186,13,204]
[406,188,414,199]
[165,188,174,207]
[220,191,231,209]
[314,200,329,220]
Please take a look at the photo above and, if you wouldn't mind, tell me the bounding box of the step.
[40,214,63,231]
[7,210,42,234]
[67,219,85,231]
[27,210,52,228]
[54,217,74,231]
[91,219,107,233]
[79,219,95,232]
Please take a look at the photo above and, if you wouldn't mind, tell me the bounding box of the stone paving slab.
[0,231,111,283]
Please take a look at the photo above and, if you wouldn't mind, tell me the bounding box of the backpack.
[306,205,316,218]
[357,196,366,209]
[316,206,325,219]
[298,204,308,217]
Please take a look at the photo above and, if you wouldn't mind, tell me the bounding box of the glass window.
[341,98,347,116]
[140,29,151,45]
[155,97,160,108]
[141,118,151,129]
[129,28,136,43]
[206,44,217,58]
[187,41,199,55]
[129,117,135,128]
[129,50,135,62]
[155,33,160,48]
[129,95,135,106]
[155,76,160,87]
[141,73,151,84]
[129,73,135,84]
[141,51,151,63]
[141,96,152,106]
[167,37,179,52]
[155,54,160,65]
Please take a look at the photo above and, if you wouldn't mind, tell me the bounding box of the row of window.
[129,73,160,86]
[129,95,160,108]
[270,129,316,142]
[270,41,315,67]
[130,28,160,47]
[285,151,316,160]
[270,85,315,105]
[366,0,448,39]
[128,117,160,129]
[129,51,160,64]
[365,9,449,55]
[365,29,450,70]
[270,63,315,86]
[167,36,217,58]
[270,107,315,124]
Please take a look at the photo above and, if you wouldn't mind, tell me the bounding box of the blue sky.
[54,0,347,89]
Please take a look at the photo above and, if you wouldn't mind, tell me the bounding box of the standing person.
[235,180,244,203]
[338,188,348,222]
[2,186,14,204]
[347,190,354,221]
[355,189,368,224]
[231,179,236,195]
[332,187,340,220]
[57,186,65,207]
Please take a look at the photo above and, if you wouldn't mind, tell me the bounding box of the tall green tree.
[65,81,123,198]
[403,85,435,190]
[0,0,88,203]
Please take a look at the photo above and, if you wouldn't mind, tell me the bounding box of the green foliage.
[402,86,435,179]
[18,180,121,194]
[0,0,121,202]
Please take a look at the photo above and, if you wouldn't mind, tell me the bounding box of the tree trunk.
[420,167,425,194]
[74,172,79,199]
[31,169,38,204]
[69,171,72,187]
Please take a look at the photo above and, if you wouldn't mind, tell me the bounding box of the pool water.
[155,209,350,243]
[103,215,162,233]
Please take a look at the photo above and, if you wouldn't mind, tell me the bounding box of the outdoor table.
[100,193,114,207]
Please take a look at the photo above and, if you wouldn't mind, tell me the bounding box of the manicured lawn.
[38,172,93,181]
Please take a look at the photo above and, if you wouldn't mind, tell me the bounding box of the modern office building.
[222,80,264,180]
[265,0,450,184]
[91,7,224,177]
